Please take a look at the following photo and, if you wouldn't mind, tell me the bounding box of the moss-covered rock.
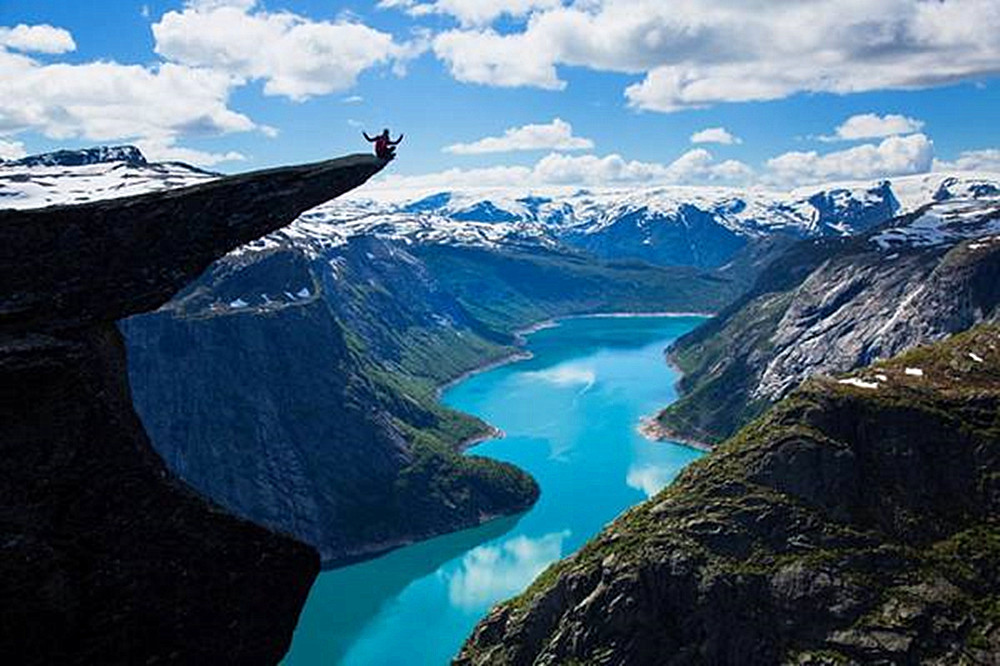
[456,324,1000,665]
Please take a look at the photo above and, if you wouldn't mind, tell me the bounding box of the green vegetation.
[458,324,1000,664]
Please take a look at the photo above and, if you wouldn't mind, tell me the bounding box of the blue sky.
[1,0,998,189]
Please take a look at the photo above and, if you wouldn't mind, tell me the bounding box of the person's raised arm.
[391,133,404,145]
[362,132,375,142]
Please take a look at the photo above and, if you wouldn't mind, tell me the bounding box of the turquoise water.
[284,315,706,665]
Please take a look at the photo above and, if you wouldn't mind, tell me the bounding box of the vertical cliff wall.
[0,154,386,664]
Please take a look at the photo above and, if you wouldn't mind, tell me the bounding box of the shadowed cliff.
[0,154,386,664]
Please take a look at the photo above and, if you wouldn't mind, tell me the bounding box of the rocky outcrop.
[456,324,1000,665]
[655,197,1000,445]
[0,154,386,664]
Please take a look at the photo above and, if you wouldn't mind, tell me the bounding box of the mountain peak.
[5,145,147,168]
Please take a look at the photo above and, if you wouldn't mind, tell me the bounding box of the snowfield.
[3,146,999,263]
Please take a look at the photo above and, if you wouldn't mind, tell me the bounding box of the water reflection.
[445,530,571,609]
[285,316,708,665]
[283,515,523,665]
[626,462,675,498]
[524,364,596,391]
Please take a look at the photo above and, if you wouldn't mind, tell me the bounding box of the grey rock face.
[657,198,1000,445]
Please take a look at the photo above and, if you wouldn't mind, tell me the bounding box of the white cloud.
[1,5,404,166]
[766,133,934,186]
[525,364,596,389]
[0,51,256,141]
[370,164,535,191]
[152,1,418,101]
[446,531,569,609]
[529,149,753,186]
[822,113,926,142]
[434,27,563,89]
[342,95,364,104]
[445,118,593,154]
[426,0,1000,112]
[380,0,561,26]
[373,148,753,191]
[690,126,741,145]
[0,29,261,167]
[0,24,76,54]
[135,136,245,167]
[0,137,27,161]
[933,148,1000,173]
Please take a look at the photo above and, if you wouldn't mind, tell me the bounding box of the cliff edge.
[0,154,386,664]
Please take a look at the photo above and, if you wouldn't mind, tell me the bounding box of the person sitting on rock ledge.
[363,128,404,160]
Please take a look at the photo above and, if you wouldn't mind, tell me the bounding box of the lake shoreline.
[637,417,715,453]
[443,311,714,452]
[287,315,709,665]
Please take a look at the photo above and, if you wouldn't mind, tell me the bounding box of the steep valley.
[4,146,1000,665]
[120,233,736,565]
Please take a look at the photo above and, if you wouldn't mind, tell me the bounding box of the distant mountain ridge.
[3,144,149,167]
[5,145,998,272]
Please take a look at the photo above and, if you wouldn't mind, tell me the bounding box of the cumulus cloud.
[380,0,561,26]
[0,137,27,161]
[690,126,741,145]
[425,0,1000,111]
[0,49,256,140]
[373,148,753,191]
[445,118,593,154]
[0,24,76,54]
[0,21,262,166]
[1,3,406,166]
[933,148,1000,173]
[152,0,418,100]
[821,113,926,142]
[135,136,245,167]
[766,133,934,186]
[525,149,753,186]
[434,27,563,89]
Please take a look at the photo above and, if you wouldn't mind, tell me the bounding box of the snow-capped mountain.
[4,145,149,168]
[4,145,999,269]
[872,197,1000,250]
[0,145,216,208]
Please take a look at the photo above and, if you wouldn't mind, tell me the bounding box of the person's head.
[382,128,390,137]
